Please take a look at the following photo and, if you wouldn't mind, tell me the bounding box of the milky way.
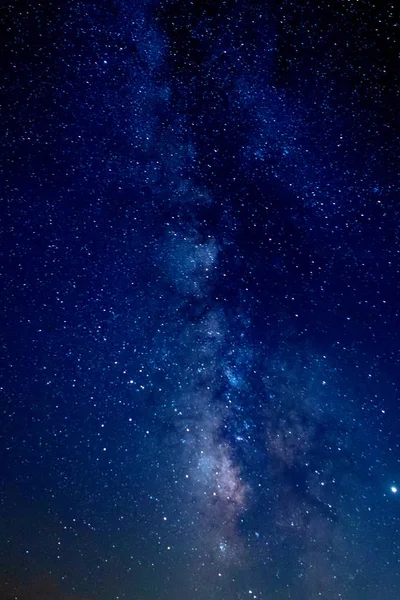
[1,1,400,599]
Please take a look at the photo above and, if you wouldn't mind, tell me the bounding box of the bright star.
[391,486,397,493]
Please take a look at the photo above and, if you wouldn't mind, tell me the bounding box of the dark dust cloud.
[1,0,400,599]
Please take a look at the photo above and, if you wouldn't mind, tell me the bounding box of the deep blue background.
[1,1,399,598]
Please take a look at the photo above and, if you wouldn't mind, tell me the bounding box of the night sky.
[1,1,400,599]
